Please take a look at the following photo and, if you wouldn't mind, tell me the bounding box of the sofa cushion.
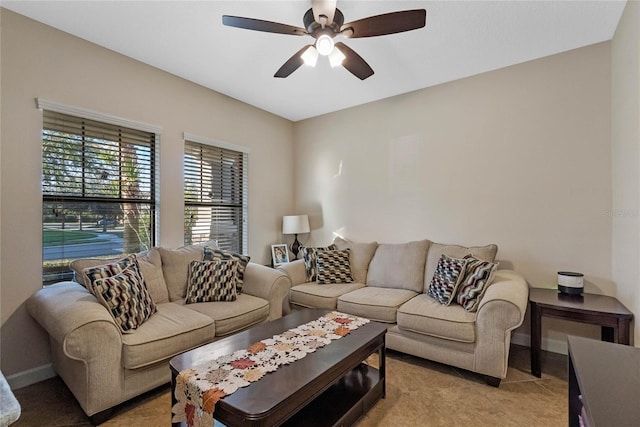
[158,243,210,302]
[180,293,269,337]
[333,238,378,284]
[185,260,238,303]
[427,254,468,306]
[366,240,430,292]
[203,247,250,294]
[397,294,476,343]
[316,249,354,284]
[424,242,498,293]
[121,302,215,369]
[290,282,366,310]
[456,256,499,312]
[337,287,418,323]
[89,262,157,334]
[300,244,338,282]
[135,248,170,303]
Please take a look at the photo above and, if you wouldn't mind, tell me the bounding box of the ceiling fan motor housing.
[303,8,344,36]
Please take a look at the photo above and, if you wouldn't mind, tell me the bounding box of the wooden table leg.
[171,370,180,427]
[601,326,615,342]
[530,302,542,378]
[618,319,631,345]
[379,337,386,398]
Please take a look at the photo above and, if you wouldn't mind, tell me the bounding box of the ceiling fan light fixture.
[301,45,319,67]
[315,34,334,56]
[328,47,345,67]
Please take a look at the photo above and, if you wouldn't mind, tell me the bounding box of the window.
[183,135,248,253]
[41,108,157,284]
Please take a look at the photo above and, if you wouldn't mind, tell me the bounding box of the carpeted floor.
[11,344,567,426]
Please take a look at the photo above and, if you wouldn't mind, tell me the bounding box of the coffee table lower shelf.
[282,362,383,427]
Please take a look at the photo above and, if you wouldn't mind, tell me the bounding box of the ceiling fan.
[222,0,426,80]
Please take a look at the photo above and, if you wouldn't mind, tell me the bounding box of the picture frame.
[271,244,290,267]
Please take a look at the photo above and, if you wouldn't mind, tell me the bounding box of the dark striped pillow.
[456,255,498,312]
[316,249,354,284]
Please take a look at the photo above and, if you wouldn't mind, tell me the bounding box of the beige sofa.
[27,243,290,424]
[280,238,529,386]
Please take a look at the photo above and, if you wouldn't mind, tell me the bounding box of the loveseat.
[27,243,290,424]
[279,238,529,386]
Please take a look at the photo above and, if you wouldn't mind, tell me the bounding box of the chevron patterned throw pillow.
[185,260,239,303]
[203,247,250,294]
[300,244,338,282]
[456,255,498,312]
[316,249,354,284]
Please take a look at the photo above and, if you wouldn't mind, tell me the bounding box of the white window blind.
[184,138,248,253]
[42,110,157,284]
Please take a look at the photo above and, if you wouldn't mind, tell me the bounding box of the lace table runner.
[172,311,370,427]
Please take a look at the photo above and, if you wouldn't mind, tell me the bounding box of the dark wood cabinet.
[568,336,640,427]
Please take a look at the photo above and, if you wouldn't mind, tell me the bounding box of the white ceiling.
[2,0,627,121]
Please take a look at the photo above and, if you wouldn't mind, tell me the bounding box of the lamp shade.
[282,215,310,235]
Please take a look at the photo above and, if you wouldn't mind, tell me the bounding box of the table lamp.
[282,215,310,259]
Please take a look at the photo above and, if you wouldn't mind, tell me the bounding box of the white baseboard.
[512,332,568,355]
[6,364,56,390]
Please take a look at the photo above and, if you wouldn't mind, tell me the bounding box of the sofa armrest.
[277,259,307,286]
[27,281,124,415]
[27,282,122,350]
[477,270,529,322]
[473,269,529,378]
[242,263,291,319]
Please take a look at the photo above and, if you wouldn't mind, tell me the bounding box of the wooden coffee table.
[170,309,388,427]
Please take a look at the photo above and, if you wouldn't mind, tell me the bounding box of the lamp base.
[291,234,301,259]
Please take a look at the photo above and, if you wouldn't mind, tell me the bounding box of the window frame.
[183,133,249,254]
[38,98,161,284]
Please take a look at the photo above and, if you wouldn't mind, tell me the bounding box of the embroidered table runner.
[172,311,370,427]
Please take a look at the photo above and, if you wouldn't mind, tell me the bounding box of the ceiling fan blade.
[222,15,307,36]
[312,0,337,25]
[274,45,312,78]
[334,42,374,80]
[341,9,426,38]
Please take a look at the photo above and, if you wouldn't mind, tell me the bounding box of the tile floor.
[11,344,567,427]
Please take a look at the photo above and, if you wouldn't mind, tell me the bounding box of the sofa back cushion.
[158,243,215,301]
[366,240,430,292]
[424,242,498,293]
[333,237,378,283]
[136,249,170,303]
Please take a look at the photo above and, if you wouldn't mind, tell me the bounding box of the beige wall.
[0,9,294,378]
[294,42,614,352]
[1,4,635,383]
[612,1,640,346]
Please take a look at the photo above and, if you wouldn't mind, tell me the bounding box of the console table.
[568,336,640,427]
[529,288,633,377]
